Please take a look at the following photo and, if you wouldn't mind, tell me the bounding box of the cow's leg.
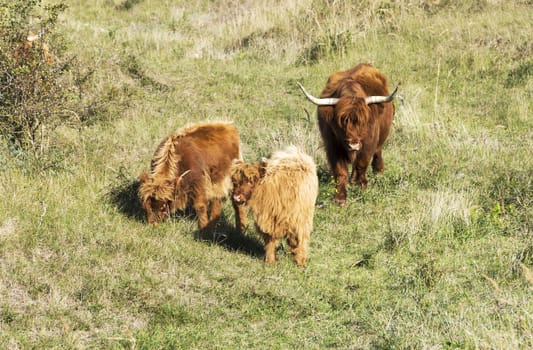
[354,167,369,188]
[349,166,357,185]
[232,200,247,234]
[354,154,372,188]
[372,150,384,174]
[318,122,348,206]
[193,194,209,230]
[287,235,307,267]
[333,161,349,206]
[286,236,296,253]
[260,229,278,264]
[348,150,358,185]
[208,198,222,227]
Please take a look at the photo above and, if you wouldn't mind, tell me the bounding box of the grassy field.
[1,0,532,348]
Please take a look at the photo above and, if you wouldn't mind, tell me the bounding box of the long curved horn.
[297,82,339,106]
[177,169,191,183]
[365,83,400,105]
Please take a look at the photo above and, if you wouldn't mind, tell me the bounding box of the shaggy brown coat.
[230,146,318,266]
[310,63,396,206]
[139,121,241,229]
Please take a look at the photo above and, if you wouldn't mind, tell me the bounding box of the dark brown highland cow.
[139,121,241,229]
[298,63,398,206]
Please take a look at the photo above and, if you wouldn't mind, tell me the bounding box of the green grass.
[1,0,532,348]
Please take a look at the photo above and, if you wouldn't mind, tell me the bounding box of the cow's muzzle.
[233,194,246,205]
[346,142,362,152]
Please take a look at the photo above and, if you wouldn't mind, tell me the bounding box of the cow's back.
[188,123,239,182]
[183,123,239,156]
[321,63,389,98]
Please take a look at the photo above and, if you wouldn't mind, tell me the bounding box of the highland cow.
[230,146,318,266]
[139,121,241,229]
[298,63,398,206]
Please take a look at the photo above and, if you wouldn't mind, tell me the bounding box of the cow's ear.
[139,172,151,183]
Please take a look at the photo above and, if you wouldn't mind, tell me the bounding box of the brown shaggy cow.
[298,63,398,206]
[230,146,318,266]
[139,121,241,229]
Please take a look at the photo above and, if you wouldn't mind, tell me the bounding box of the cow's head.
[230,159,267,205]
[297,82,398,152]
[332,97,370,152]
[138,172,175,224]
[138,170,191,224]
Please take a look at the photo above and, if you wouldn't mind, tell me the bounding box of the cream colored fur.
[247,146,318,265]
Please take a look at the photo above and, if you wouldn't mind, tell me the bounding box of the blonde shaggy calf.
[231,146,318,266]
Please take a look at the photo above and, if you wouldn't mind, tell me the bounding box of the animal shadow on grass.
[105,176,207,224]
[194,218,264,259]
[106,177,145,221]
[106,176,264,258]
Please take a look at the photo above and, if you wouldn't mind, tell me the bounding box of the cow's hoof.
[335,198,346,206]
[265,256,276,264]
[357,180,368,189]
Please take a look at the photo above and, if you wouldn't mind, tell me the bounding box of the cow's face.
[335,98,370,152]
[139,172,175,224]
[230,161,265,205]
[145,197,171,224]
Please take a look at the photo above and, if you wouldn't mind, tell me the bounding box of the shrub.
[0,0,97,155]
